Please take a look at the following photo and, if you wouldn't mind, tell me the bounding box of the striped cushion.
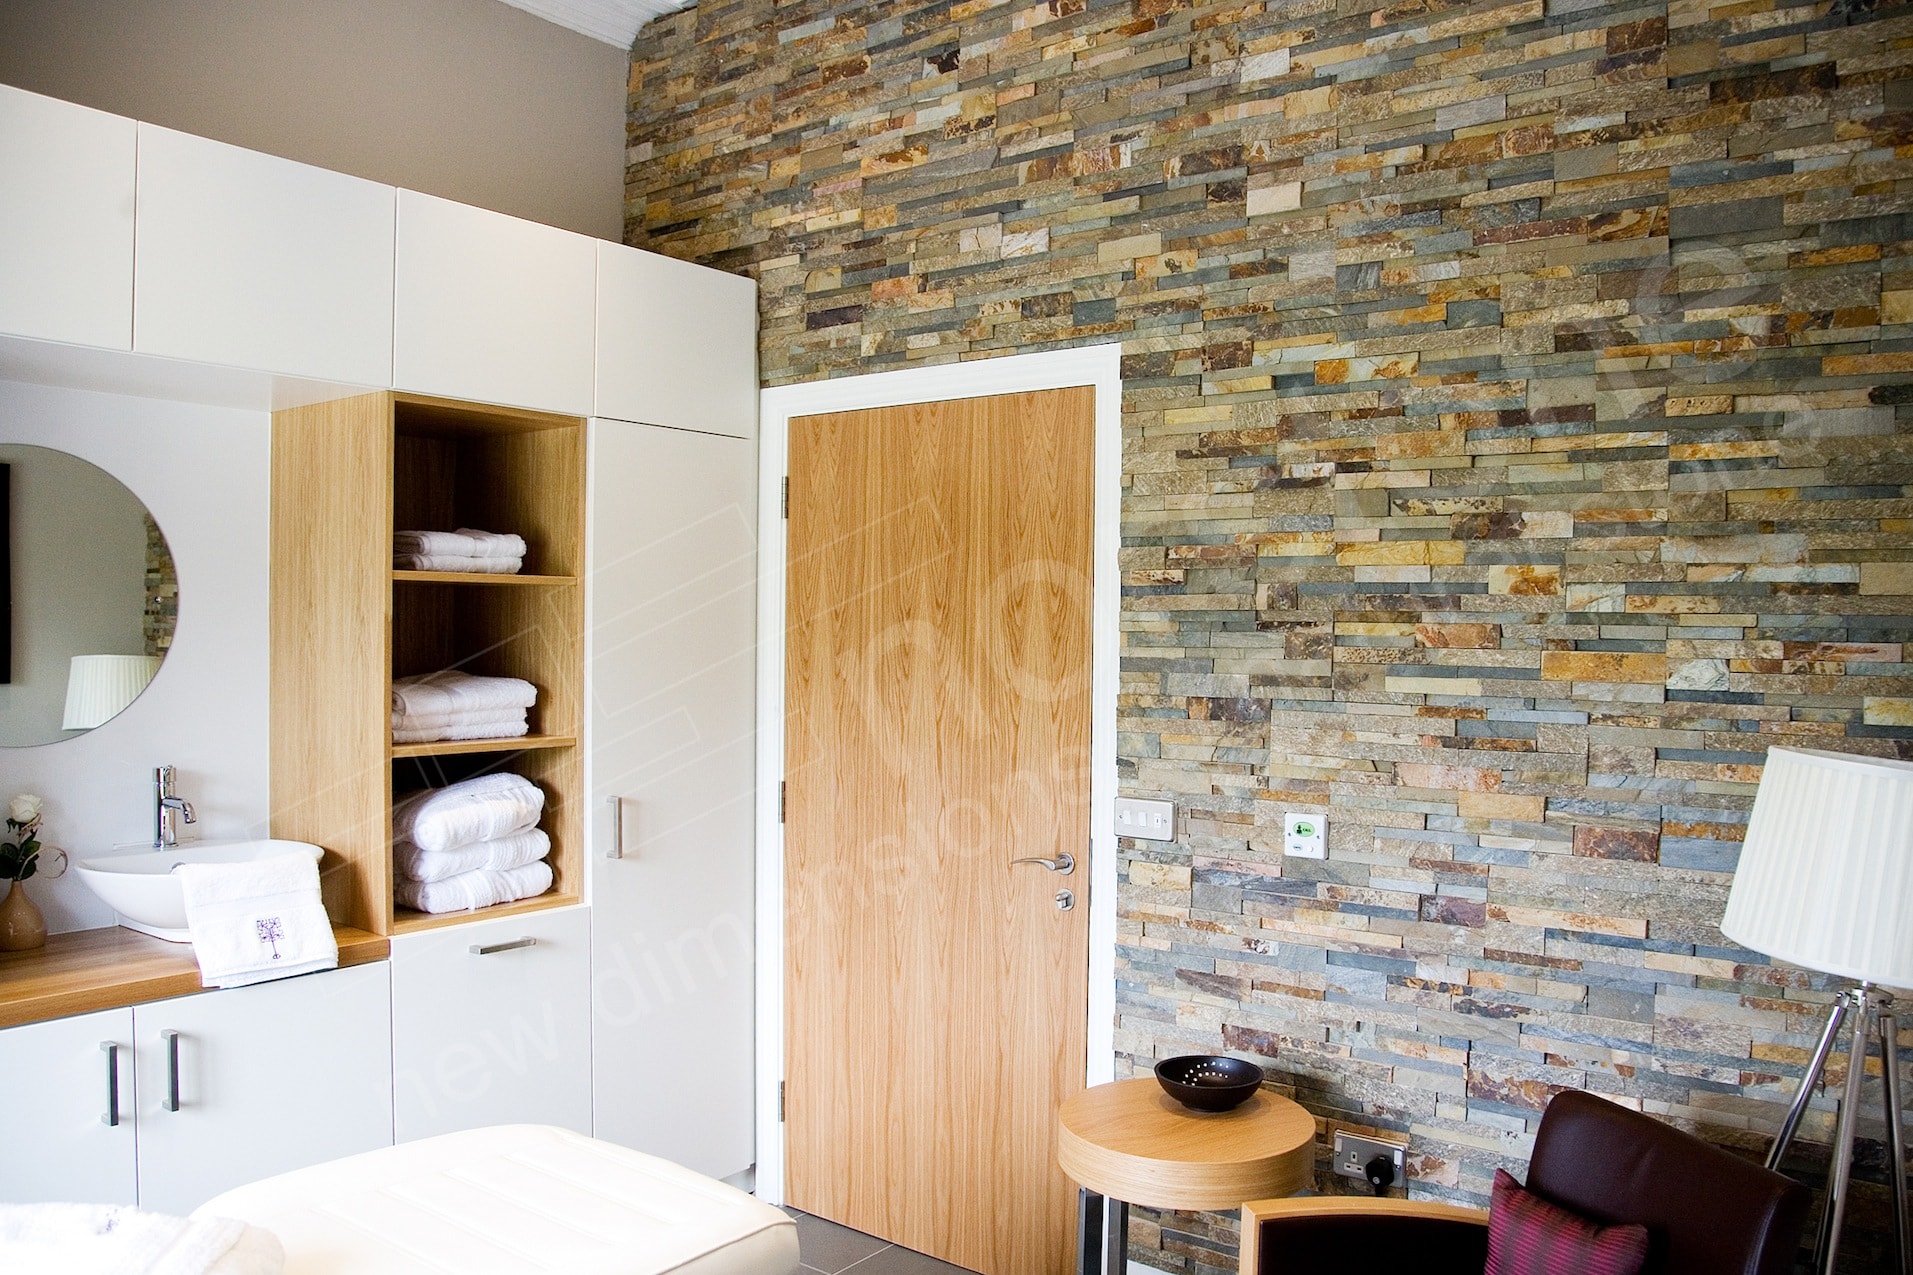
[1485,1169,1650,1275]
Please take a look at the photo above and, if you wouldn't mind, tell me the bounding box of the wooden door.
[785,387,1095,1275]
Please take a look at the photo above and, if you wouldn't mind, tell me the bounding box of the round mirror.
[0,445,176,747]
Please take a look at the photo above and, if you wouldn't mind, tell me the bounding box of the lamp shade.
[1720,746,1913,989]
[61,654,161,730]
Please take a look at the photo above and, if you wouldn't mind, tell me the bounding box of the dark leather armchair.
[1240,1091,1810,1275]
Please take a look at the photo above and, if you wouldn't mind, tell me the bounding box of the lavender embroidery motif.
[257,916,285,959]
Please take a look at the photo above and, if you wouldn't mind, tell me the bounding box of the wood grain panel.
[270,392,393,932]
[0,925,387,1029]
[785,387,1095,1275]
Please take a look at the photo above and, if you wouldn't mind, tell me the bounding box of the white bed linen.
[193,1125,799,1275]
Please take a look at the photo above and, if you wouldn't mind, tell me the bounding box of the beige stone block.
[1864,697,1913,727]
[1457,791,1546,821]
[1489,564,1563,595]
[1099,232,1162,262]
[1860,562,1913,595]
[1883,291,1913,326]
[1247,180,1302,218]
[1129,861,1193,889]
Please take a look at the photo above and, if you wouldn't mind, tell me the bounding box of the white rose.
[10,794,42,824]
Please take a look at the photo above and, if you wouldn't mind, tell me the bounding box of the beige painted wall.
[0,0,625,239]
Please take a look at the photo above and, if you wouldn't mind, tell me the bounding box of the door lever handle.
[1009,851,1075,875]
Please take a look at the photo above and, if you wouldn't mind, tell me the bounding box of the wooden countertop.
[0,924,388,1030]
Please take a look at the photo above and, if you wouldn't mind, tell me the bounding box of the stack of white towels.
[394,527,527,574]
[392,773,552,914]
[392,671,537,744]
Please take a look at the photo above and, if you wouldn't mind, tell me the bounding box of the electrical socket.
[1332,1131,1407,1186]
[1115,797,1176,842]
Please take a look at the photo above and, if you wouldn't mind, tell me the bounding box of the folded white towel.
[392,718,529,745]
[393,554,523,574]
[177,852,338,990]
[394,859,553,914]
[390,671,538,720]
[0,1203,284,1275]
[393,553,523,574]
[390,706,528,731]
[391,773,545,853]
[393,528,528,559]
[395,828,550,883]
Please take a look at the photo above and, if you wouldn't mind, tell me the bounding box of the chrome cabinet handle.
[162,1030,180,1112]
[606,795,624,860]
[471,936,537,956]
[1010,851,1075,875]
[101,1042,120,1127]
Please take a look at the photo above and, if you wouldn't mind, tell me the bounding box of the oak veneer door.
[785,387,1094,1275]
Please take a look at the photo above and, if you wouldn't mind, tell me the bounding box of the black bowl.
[1154,1055,1264,1112]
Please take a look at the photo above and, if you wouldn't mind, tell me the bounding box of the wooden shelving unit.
[270,391,584,937]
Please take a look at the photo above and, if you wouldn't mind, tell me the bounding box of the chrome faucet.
[153,765,196,848]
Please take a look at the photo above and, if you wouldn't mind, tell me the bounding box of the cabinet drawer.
[393,190,596,415]
[595,242,758,439]
[390,905,592,1142]
[134,124,395,385]
[0,1007,136,1204]
[0,85,136,350]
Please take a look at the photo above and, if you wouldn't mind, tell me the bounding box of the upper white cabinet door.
[0,1007,137,1204]
[394,191,596,415]
[134,964,393,1215]
[390,906,592,1143]
[589,420,756,1180]
[133,124,395,385]
[0,85,136,350]
[595,243,758,439]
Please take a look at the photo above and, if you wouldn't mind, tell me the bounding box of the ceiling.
[498,0,691,48]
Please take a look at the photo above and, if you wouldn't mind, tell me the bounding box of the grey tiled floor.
[782,1207,981,1275]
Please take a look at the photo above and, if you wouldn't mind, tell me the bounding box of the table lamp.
[1720,746,1913,1275]
[61,654,161,730]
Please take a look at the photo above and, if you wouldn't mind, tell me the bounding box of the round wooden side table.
[1057,1077,1314,1275]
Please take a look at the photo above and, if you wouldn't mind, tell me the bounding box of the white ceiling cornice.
[497,0,691,49]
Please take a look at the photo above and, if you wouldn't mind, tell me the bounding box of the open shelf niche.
[270,392,583,937]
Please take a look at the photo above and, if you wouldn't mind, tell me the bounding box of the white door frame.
[754,343,1123,1203]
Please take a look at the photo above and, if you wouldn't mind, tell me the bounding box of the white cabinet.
[0,84,136,350]
[134,963,393,1215]
[394,191,597,414]
[596,242,758,439]
[589,420,756,1181]
[391,907,592,1143]
[133,124,395,385]
[0,1007,137,1204]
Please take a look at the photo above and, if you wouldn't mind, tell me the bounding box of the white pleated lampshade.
[61,654,162,730]
[1720,746,1913,990]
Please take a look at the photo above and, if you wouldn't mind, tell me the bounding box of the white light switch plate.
[1284,811,1326,858]
[1115,797,1176,842]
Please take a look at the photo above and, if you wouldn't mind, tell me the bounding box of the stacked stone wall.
[628,1,1913,1267]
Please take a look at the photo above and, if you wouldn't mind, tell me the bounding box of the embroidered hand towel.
[176,851,337,990]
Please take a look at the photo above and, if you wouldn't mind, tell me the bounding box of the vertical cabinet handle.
[100,1042,120,1127]
[162,1029,181,1112]
[607,795,625,859]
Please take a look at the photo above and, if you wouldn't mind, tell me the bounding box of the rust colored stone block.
[1572,826,1660,861]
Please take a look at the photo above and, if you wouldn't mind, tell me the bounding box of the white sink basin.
[75,840,324,943]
